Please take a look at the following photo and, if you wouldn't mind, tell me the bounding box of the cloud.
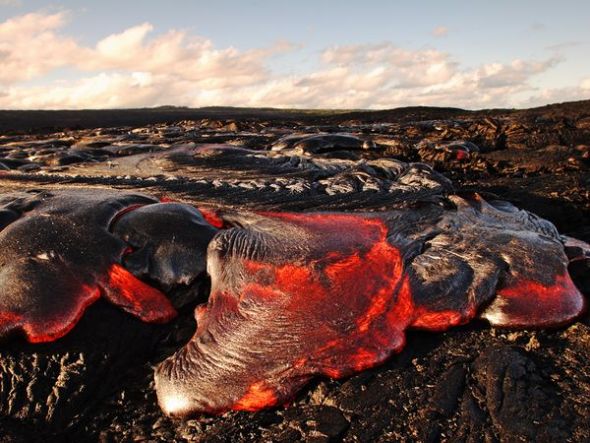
[320,43,457,89]
[3,72,167,109]
[0,12,82,83]
[519,80,590,108]
[545,41,582,53]
[432,26,448,37]
[476,58,561,88]
[0,0,22,6]
[95,23,155,61]
[0,10,583,110]
[270,43,557,109]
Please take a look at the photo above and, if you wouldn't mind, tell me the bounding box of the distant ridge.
[0,99,589,134]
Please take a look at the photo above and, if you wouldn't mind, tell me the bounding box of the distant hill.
[0,100,589,134]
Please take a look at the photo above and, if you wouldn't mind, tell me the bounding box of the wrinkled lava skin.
[155,194,586,417]
[0,190,217,343]
[0,189,586,419]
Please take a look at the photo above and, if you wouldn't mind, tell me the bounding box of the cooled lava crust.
[0,190,215,343]
[0,135,587,430]
[0,187,586,420]
[154,197,585,417]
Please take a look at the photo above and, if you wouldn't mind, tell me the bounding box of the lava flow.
[155,207,586,417]
[0,190,217,343]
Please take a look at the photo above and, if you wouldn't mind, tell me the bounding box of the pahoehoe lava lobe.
[155,194,586,417]
[111,202,217,291]
[0,190,216,343]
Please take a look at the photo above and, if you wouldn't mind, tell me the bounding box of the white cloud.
[476,58,561,88]
[432,26,448,37]
[0,11,584,110]
[2,72,165,109]
[95,23,155,61]
[0,12,82,83]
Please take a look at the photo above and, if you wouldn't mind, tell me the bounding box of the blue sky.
[0,0,589,109]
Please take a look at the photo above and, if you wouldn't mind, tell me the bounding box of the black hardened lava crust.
[1,101,589,442]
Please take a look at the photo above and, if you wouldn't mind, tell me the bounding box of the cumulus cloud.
[0,12,82,83]
[477,58,561,88]
[0,10,584,110]
[432,26,448,37]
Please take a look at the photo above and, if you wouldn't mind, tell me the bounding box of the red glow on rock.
[0,261,180,343]
[0,311,21,324]
[490,272,585,327]
[109,204,147,231]
[25,285,101,343]
[234,382,279,411]
[411,309,464,330]
[0,311,22,339]
[0,265,177,344]
[202,212,418,412]
[198,208,225,229]
[103,264,177,323]
[156,208,589,417]
[385,275,415,330]
[455,150,468,161]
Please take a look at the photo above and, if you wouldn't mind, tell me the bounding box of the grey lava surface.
[1,102,589,442]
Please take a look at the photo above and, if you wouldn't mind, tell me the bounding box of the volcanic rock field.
[0,101,589,442]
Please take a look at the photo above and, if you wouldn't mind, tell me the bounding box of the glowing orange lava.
[104,264,177,323]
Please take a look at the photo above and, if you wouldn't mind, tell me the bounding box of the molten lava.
[155,208,586,417]
[0,190,585,419]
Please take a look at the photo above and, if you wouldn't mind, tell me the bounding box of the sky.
[0,0,589,110]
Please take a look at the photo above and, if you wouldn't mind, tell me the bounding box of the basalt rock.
[0,150,586,425]
[0,102,588,441]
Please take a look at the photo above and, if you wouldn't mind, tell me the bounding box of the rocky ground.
[0,101,589,442]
